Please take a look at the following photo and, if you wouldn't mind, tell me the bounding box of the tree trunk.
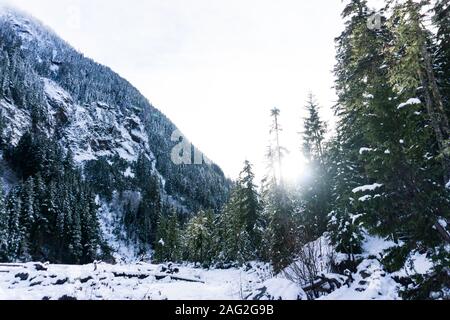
[418,49,450,181]
[421,45,450,138]
[418,53,450,183]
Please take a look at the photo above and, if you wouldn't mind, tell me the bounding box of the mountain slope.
[0,7,230,260]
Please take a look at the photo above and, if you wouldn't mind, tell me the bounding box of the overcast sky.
[3,0,351,181]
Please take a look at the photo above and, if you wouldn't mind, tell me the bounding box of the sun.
[281,150,308,184]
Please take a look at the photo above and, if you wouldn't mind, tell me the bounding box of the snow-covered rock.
[246,278,306,300]
[320,259,400,300]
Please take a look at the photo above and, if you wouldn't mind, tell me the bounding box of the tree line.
[0,131,103,264]
[153,0,450,299]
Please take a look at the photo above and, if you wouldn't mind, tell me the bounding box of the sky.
[2,0,350,182]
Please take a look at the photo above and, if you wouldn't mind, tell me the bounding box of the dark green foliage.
[434,0,450,120]
[381,246,411,274]
[183,209,216,265]
[0,180,7,261]
[328,0,450,259]
[238,161,262,249]
[215,161,263,263]
[153,161,263,267]
[265,185,297,273]
[300,94,331,241]
[153,212,182,263]
[0,133,102,264]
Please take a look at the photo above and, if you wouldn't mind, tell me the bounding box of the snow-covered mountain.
[0,6,230,260]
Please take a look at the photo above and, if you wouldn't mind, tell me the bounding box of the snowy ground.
[0,235,436,300]
[0,262,301,300]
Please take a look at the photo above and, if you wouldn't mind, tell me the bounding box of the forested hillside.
[0,6,230,263]
[0,0,449,300]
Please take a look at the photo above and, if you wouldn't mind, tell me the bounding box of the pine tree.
[6,188,22,260]
[265,183,297,273]
[300,94,331,240]
[302,94,327,164]
[237,161,262,253]
[62,187,75,263]
[18,177,35,261]
[269,108,286,185]
[327,138,364,258]
[30,172,47,259]
[264,108,297,273]
[327,0,375,257]
[133,172,161,254]
[389,0,450,180]
[54,184,67,263]
[434,0,450,121]
[184,210,215,265]
[386,0,450,244]
[0,179,8,261]
[214,161,262,265]
[70,191,83,264]
[81,192,100,263]
[328,0,450,271]
[218,186,241,262]
[218,185,253,264]
[154,211,181,263]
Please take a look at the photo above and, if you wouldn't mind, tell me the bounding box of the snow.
[0,6,42,44]
[256,278,306,300]
[358,195,372,202]
[320,259,400,300]
[0,151,19,193]
[397,98,421,110]
[319,234,403,300]
[97,195,142,263]
[43,78,71,104]
[0,262,276,300]
[124,167,135,178]
[114,148,134,162]
[316,234,436,300]
[50,63,59,73]
[73,153,97,162]
[283,236,335,287]
[392,251,434,278]
[362,235,398,258]
[438,218,448,229]
[446,180,450,189]
[352,183,383,193]
[0,99,31,146]
[408,252,433,275]
[0,233,434,301]
[359,147,375,155]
